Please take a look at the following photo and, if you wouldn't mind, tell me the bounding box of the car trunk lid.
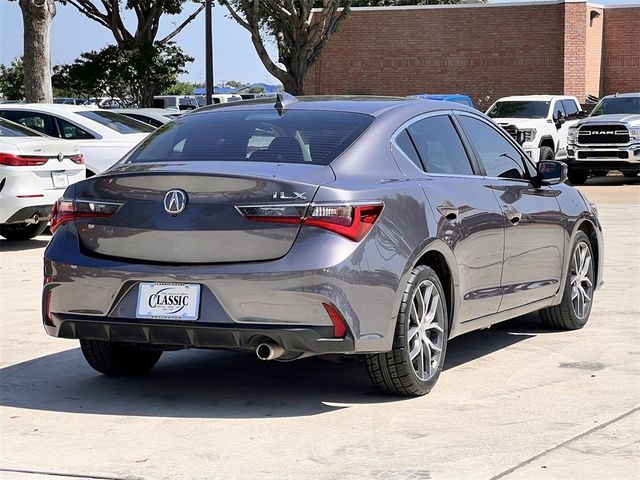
[73,162,334,263]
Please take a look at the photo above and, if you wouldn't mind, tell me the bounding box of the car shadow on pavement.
[0,313,548,419]
[0,238,50,252]
[584,174,639,186]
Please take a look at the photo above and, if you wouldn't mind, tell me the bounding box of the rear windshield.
[487,101,550,119]
[0,118,43,137]
[124,109,374,165]
[76,110,155,134]
[591,97,640,116]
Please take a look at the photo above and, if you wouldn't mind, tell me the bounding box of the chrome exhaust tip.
[256,342,285,361]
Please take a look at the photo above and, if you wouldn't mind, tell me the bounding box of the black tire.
[539,231,595,330]
[80,339,162,376]
[567,169,588,186]
[0,221,47,241]
[539,146,554,161]
[592,170,609,177]
[623,171,638,178]
[365,265,449,396]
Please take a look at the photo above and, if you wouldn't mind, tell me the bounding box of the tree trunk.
[19,0,56,103]
[281,73,305,96]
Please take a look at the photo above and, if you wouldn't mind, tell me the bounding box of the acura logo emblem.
[164,189,187,215]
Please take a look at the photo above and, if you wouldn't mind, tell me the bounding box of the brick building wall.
[305,0,639,103]
[602,6,640,95]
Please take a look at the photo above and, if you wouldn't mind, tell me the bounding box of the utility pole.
[205,0,214,105]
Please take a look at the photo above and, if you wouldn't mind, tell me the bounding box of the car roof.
[114,108,181,116]
[192,95,473,117]
[0,103,97,114]
[601,92,640,99]
[495,95,576,102]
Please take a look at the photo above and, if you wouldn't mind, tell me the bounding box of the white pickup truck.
[565,92,640,184]
[486,95,583,163]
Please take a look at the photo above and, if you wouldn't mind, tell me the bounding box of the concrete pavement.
[1,176,638,480]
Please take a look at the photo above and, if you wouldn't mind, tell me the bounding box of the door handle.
[503,205,521,225]
[437,201,459,221]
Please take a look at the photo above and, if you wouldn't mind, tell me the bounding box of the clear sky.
[1,0,638,86]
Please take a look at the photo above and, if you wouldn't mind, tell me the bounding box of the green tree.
[163,81,196,95]
[57,0,204,104]
[248,86,265,94]
[0,57,25,100]
[53,43,193,106]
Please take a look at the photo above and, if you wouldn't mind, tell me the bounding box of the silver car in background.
[43,95,603,396]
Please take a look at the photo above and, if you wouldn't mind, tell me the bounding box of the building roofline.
[314,0,636,12]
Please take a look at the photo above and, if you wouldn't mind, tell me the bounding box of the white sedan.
[0,104,154,175]
[0,118,85,241]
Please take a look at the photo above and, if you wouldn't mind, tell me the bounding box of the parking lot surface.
[1,177,639,480]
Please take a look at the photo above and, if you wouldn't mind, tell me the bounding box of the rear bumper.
[2,204,52,224]
[43,222,406,354]
[45,313,354,355]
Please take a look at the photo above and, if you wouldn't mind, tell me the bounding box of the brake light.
[0,153,48,166]
[305,204,383,242]
[237,203,384,242]
[70,154,84,164]
[50,198,123,233]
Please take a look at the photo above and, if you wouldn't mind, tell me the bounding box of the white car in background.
[0,104,154,175]
[112,108,182,128]
[0,118,85,241]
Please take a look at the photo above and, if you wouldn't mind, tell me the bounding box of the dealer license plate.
[136,283,200,320]
[51,171,69,188]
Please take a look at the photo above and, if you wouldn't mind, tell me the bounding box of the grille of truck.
[578,125,629,145]
[577,150,629,159]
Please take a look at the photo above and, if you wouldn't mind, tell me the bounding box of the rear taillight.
[237,202,384,242]
[70,154,84,164]
[0,153,48,166]
[50,198,123,233]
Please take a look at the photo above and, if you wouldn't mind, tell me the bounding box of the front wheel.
[80,339,162,376]
[0,221,47,241]
[539,231,595,330]
[365,265,448,396]
[623,171,638,178]
[539,146,554,161]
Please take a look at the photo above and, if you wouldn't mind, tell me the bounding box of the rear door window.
[406,115,474,175]
[0,110,58,136]
[394,129,423,169]
[56,117,95,139]
[125,109,374,165]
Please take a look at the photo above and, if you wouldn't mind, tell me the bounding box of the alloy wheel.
[407,280,445,381]
[571,241,594,320]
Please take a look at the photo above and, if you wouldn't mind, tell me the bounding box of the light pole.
[205,0,214,105]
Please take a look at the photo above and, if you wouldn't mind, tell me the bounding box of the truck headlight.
[520,128,536,142]
[630,127,640,141]
[568,126,578,142]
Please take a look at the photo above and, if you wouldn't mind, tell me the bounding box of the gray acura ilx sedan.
[43,95,603,396]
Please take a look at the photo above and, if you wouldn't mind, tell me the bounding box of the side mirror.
[555,110,565,127]
[576,110,588,119]
[535,160,567,186]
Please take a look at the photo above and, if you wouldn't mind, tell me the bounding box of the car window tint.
[0,110,57,136]
[76,110,155,134]
[0,118,44,137]
[561,100,579,119]
[125,110,374,166]
[56,117,94,139]
[459,116,526,180]
[407,115,473,175]
[553,101,566,121]
[394,129,423,169]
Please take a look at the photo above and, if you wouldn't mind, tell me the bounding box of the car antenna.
[274,92,298,116]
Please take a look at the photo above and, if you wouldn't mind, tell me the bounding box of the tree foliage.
[53,43,193,106]
[219,0,349,95]
[0,57,25,100]
[58,0,205,47]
